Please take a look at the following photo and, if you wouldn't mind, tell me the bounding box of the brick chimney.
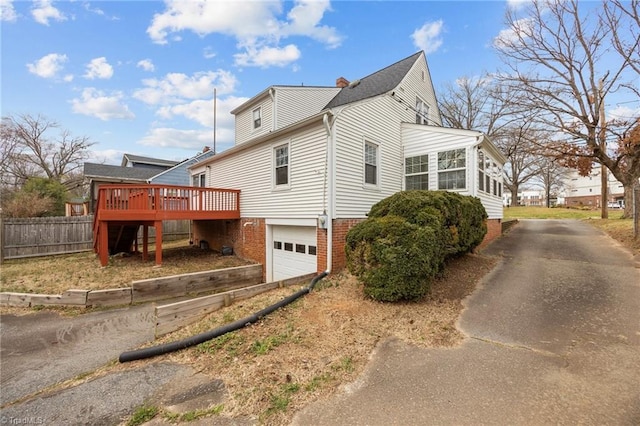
[336,76,350,88]
[202,146,210,152]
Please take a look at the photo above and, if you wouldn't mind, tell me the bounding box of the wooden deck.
[93,184,240,266]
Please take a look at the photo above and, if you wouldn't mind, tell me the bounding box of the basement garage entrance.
[272,225,318,281]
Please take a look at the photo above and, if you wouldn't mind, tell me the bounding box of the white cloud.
[146,0,341,68]
[26,53,68,79]
[133,70,238,105]
[494,17,534,49]
[84,57,114,80]
[1,0,17,22]
[234,44,301,68]
[203,47,216,59]
[88,148,122,165]
[411,20,444,55]
[71,88,135,121]
[157,95,247,127]
[31,0,66,25]
[281,0,341,48]
[137,59,155,72]
[138,127,233,151]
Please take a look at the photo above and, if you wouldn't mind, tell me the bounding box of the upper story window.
[438,148,466,190]
[192,172,206,187]
[416,97,429,125]
[253,107,262,130]
[364,141,378,186]
[405,155,429,190]
[274,144,289,186]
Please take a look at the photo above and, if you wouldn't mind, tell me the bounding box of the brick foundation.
[192,218,266,277]
[478,218,502,250]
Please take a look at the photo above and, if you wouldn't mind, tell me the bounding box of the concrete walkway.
[293,219,640,425]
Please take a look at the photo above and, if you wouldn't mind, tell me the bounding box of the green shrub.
[345,215,444,302]
[346,191,488,302]
[369,191,487,256]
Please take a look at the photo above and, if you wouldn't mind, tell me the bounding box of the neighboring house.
[84,149,215,212]
[190,51,506,281]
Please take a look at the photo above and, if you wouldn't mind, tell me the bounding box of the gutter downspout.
[323,112,334,274]
[270,87,276,131]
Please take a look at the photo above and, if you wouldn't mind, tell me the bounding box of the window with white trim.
[405,154,429,190]
[192,172,206,187]
[252,107,262,130]
[438,148,466,190]
[364,141,378,186]
[478,151,485,192]
[274,144,289,186]
[416,97,429,125]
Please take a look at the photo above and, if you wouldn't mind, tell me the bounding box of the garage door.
[272,226,317,281]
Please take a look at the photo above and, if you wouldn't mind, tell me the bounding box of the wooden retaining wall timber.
[155,273,317,336]
[131,264,263,303]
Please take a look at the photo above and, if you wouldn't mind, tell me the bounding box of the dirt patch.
[0,240,254,296]
[111,253,496,425]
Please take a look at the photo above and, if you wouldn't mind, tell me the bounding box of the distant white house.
[190,51,506,281]
[560,166,625,208]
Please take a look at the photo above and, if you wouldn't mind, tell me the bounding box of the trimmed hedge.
[346,190,488,302]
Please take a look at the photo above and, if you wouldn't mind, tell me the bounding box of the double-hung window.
[416,97,429,125]
[478,151,486,192]
[364,141,378,186]
[253,107,262,130]
[405,155,429,190]
[438,148,466,190]
[274,144,289,186]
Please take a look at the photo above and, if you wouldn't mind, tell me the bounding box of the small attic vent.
[348,79,361,88]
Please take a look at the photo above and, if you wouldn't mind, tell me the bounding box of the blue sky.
[2,0,635,165]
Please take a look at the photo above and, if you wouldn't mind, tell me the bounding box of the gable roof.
[324,51,423,109]
[121,154,179,168]
[83,163,159,181]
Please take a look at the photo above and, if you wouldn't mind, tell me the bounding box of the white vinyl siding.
[200,122,327,218]
[276,87,341,129]
[334,96,406,218]
[394,57,441,127]
[235,97,273,145]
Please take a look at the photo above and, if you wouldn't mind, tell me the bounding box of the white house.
[561,166,625,208]
[190,51,506,281]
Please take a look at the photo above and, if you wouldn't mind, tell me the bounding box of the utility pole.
[213,88,217,155]
[598,77,608,219]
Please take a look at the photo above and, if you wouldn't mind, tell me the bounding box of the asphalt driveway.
[293,219,640,425]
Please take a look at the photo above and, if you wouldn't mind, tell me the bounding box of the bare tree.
[495,117,548,207]
[438,75,519,140]
[1,114,95,191]
[494,0,640,218]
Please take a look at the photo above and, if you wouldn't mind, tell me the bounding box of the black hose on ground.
[119,271,329,363]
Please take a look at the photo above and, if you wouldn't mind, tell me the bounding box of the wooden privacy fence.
[0,215,190,261]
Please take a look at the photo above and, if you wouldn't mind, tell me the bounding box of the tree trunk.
[510,185,519,207]
[623,184,635,219]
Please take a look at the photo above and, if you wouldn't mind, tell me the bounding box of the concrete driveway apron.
[293,219,640,425]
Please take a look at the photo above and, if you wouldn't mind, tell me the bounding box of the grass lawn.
[503,206,639,254]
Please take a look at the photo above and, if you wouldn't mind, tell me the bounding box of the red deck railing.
[92,184,241,265]
[95,184,241,221]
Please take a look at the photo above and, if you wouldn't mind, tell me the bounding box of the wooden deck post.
[143,225,149,262]
[99,221,109,266]
[154,220,162,266]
